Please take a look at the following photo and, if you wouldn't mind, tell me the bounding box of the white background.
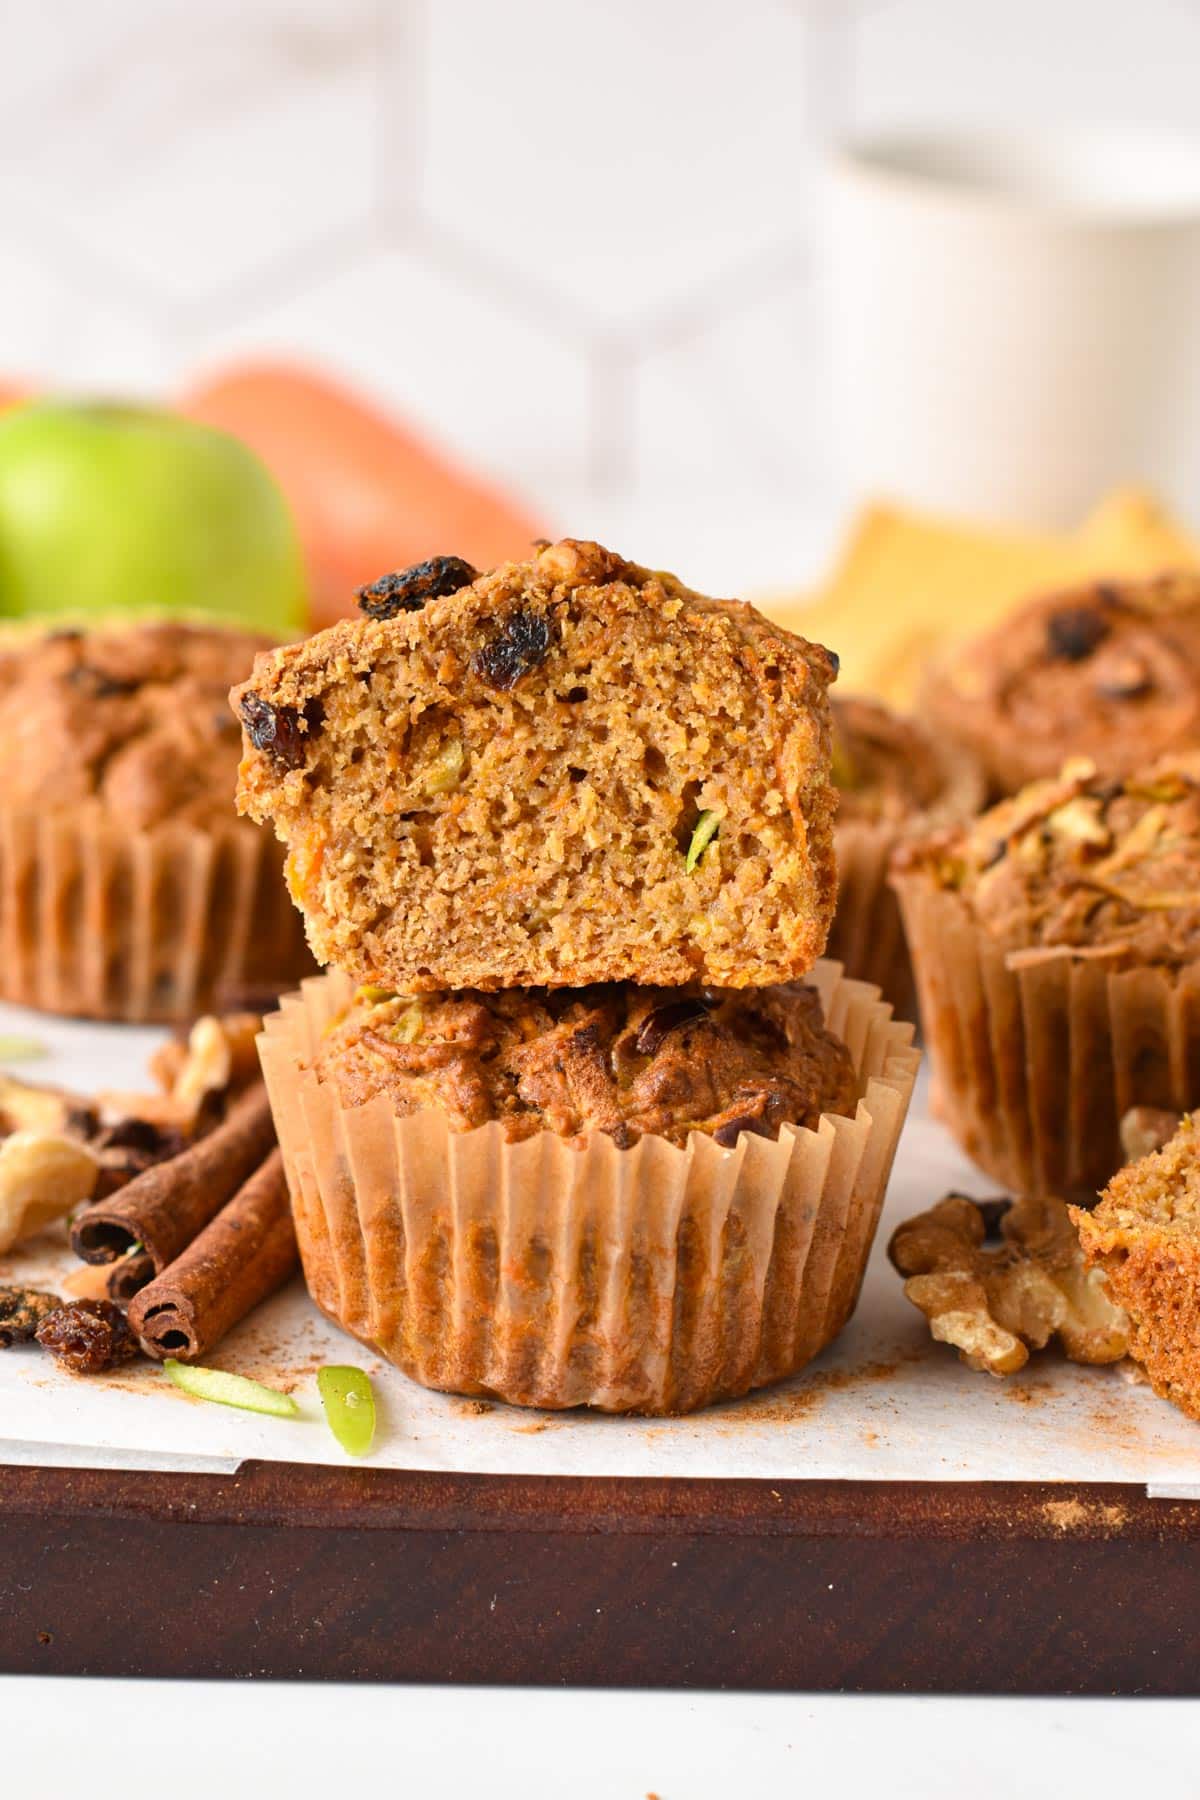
[7,0,1200,1785]
[7,0,1200,591]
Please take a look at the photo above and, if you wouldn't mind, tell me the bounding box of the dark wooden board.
[3,1463,1199,1692]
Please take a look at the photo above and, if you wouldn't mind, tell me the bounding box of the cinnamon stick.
[128,1149,297,1361]
[70,1084,275,1274]
[107,1251,156,1303]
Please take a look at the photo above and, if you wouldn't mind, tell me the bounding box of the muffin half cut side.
[234,539,839,993]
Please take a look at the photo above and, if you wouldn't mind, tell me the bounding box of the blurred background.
[5,0,1200,608]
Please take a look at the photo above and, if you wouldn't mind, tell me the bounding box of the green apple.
[0,400,306,637]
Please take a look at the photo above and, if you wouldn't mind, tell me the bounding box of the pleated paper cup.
[0,802,311,1023]
[895,870,1200,1202]
[828,745,984,1018]
[258,962,919,1415]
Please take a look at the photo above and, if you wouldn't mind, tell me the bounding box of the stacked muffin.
[0,618,312,1021]
[236,540,918,1413]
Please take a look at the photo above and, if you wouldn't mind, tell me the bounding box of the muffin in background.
[919,571,1200,797]
[0,619,312,1022]
[894,752,1200,1201]
[259,961,918,1414]
[828,695,983,1017]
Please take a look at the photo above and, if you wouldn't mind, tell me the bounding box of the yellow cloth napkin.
[763,488,1200,707]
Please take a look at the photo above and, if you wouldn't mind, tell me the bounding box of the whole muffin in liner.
[257,962,918,1414]
[919,570,1200,798]
[894,755,1200,1201]
[0,804,311,1023]
[827,696,984,1018]
[0,616,313,1022]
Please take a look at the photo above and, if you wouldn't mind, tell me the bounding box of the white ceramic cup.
[825,129,1200,527]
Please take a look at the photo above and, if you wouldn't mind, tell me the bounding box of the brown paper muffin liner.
[828,747,984,1018]
[258,962,919,1414]
[896,872,1200,1202]
[0,802,311,1023]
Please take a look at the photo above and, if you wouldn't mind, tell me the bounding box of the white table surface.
[3,1681,1198,1796]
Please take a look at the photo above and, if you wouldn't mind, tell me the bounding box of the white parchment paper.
[1,999,1197,1488]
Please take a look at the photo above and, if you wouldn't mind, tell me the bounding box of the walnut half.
[888,1191,1129,1377]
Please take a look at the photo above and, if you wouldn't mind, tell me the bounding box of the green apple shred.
[685,810,721,872]
[163,1359,300,1418]
[318,1365,376,1456]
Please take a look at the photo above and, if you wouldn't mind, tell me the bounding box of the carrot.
[0,383,30,413]
[180,362,548,630]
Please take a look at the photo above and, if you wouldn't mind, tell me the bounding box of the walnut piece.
[0,1131,99,1254]
[888,1191,1129,1377]
[1119,1105,1183,1166]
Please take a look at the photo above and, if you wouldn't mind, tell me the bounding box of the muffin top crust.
[314,979,856,1150]
[919,571,1200,795]
[832,694,979,828]
[897,752,1200,968]
[0,619,274,830]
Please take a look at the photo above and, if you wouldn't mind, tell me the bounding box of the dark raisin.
[66,665,139,700]
[974,1196,1012,1238]
[239,693,324,770]
[471,609,553,690]
[607,1121,636,1151]
[1046,605,1110,662]
[0,1287,62,1349]
[35,1299,138,1374]
[713,1112,776,1149]
[356,556,478,620]
[636,998,711,1057]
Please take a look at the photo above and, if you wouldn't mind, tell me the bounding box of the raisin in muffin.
[827,695,983,1015]
[316,979,856,1149]
[259,960,917,1413]
[919,571,1200,797]
[234,539,839,993]
[894,752,1200,1200]
[0,619,311,1021]
[1072,1116,1200,1420]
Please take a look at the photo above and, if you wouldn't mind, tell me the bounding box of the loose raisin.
[471,609,553,689]
[1045,605,1110,662]
[356,557,478,620]
[0,1287,62,1349]
[35,1299,138,1374]
[635,998,711,1057]
[239,693,324,770]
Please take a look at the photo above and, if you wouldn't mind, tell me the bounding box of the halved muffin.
[234,540,839,993]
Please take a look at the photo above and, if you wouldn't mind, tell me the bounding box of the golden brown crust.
[315,979,855,1150]
[0,619,274,830]
[234,539,838,992]
[920,571,1200,796]
[1073,1116,1200,1420]
[897,751,1200,971]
